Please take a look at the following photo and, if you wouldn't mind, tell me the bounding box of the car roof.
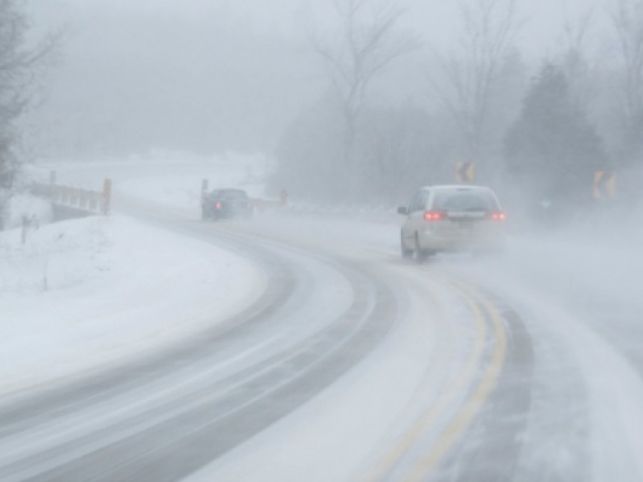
[211,188,247,195]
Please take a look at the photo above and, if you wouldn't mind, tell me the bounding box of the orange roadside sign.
[455,162,476,184]
[593,171,616,200]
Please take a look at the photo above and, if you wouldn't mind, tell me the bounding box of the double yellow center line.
[365,281,508,482]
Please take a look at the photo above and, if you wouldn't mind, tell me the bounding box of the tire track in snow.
[0,224,399,482]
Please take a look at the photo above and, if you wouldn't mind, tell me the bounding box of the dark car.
[201,189,253,220]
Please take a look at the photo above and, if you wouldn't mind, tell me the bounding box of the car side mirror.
[397,206,408,215]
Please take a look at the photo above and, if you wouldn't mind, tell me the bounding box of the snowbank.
[0,215,265,397]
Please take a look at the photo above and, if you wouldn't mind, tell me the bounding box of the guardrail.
[32,171,112,216]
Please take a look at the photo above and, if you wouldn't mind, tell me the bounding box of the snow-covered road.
[2,159,643,481]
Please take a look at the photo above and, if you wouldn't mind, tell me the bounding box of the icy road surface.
[2,160,643,481]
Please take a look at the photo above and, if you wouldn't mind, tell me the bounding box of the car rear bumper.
[419,228,505,252]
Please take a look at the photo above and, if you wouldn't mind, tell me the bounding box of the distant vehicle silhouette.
[201,189,253,221]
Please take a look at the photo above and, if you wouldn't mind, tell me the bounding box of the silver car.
[398,185,506,260]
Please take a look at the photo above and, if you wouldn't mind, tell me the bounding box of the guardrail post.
[102,178,112,215]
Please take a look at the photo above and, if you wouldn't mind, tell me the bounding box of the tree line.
[272,0,643,215]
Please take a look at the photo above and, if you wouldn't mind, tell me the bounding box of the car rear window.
[432,190,499,212]
[211,190,248,200]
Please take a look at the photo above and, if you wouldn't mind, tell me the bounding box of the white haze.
[24,0,608,160]
[4,1,643,480]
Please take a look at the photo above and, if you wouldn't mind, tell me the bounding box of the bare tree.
[312,0,416,165]
[611,0,643,159]
[0,0,56,226]
[560,6,596,106]
[562,5,594,54]
[431,0,522,167]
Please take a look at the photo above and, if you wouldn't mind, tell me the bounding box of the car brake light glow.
[424,211,445,222]
[490,211,506,221]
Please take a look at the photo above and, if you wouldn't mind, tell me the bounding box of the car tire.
[401,233,413,259]
[414,234,427,263]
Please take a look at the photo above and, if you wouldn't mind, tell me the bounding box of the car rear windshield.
[211,190,248,200]
[432,190,499,212]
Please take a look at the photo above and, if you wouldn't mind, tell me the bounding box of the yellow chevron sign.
[455,162,476,184]
[593,171,616,200]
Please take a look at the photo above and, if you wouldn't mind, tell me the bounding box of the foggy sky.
[27,0,615,160]
[41,0,605,53]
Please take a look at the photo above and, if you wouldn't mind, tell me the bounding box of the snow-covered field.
[0,214,265,397]
[0,154,271,398]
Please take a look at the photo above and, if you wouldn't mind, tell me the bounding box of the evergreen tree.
[505,63,607,207]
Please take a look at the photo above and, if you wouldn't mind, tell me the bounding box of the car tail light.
[215,201,223,209]
[490,211,506,221]
[424,211,445,222]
